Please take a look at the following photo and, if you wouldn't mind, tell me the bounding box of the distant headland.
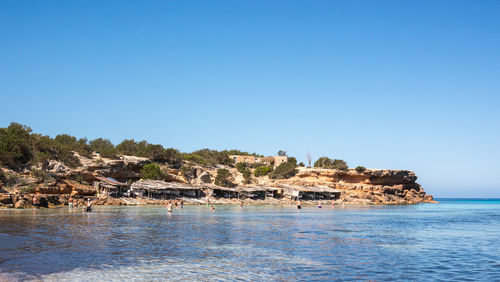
[0,122,435,208]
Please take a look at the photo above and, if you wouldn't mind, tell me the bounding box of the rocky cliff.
[0,153,434,208]
[276,168,434,204]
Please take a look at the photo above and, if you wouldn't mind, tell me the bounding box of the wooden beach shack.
[210,185,239,199]
[238,186,280,200]
[93,176,129,197]
[131,180,205,199]
[279,184,341,200]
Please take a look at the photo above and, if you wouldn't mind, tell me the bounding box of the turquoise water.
[0,199,499,281]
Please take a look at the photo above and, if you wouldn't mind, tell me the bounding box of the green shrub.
[0,123,33,169]
[287,157,297,166]
[314,157,348,171]
[185,149,233,167]
[236,162,247,173]
[355,166,367,173]
[298,162,305,167]
[141,163,163,180]
[182,153,206,165]
[242,169,252,184]
[116,139,144,155]
[254,165,273,177]
[54,134,92,158]
[214,168,235,187]
[222,150,263,157]
[89,138,118,159]
[269,162,297,179]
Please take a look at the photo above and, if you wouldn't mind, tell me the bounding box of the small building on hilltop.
[229,155,262,164]
[272,156,288,166]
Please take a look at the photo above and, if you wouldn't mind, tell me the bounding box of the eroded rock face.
[281,168,433,204]
[47,154,150,182]
[0,194,13,207]
[15,199,32,209]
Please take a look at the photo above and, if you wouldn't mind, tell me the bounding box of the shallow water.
[0,199,499,281]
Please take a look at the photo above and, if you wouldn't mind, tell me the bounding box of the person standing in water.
[297,200,302,210]
[85,199,92,212]
[318,202,322,208]
[32,196,38,209]
[167,202,173,212]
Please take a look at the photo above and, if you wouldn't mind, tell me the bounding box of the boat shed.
[238,186,280,199]
[131,180,205,199]
[279,184,341,200]
[93,176,129,197]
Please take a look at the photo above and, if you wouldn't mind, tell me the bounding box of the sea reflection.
[0,200,499,281]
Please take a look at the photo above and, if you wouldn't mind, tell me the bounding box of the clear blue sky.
[1,0,499,197]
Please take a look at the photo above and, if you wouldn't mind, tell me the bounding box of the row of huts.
[93,177,341,201]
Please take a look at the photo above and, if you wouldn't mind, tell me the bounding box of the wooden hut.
[93,177,129,197]
[210,186,239,199]
[238,186,280,199]
[131,180,205,199]
[279,184,341,200]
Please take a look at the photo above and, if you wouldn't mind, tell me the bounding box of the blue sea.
[0,199,499,281]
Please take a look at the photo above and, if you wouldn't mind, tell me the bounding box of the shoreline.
[0,193,437,209]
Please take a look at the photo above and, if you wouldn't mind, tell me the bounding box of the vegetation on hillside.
[116,139,182,166]
[140,163,164,180]
[214,168,236,187]
[269,162,298,179]
[222,150,263,157]
[182,149,233,167]
[254,165,273,177]
[314,157,348,171]
[355,166,367,173]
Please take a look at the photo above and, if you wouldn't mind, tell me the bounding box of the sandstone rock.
[0,194,13,205]
[15,199,32,209]
[199,172,212,183]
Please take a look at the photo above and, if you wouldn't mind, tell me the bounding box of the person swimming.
[210,205,215,210]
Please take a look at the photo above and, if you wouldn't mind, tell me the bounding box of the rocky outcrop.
[280,168,434,204]
[46,154,150,182]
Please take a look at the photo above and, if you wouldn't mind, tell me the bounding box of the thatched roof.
[131,180,199,191]
[95,176,128,186]
[239,186,279,192]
